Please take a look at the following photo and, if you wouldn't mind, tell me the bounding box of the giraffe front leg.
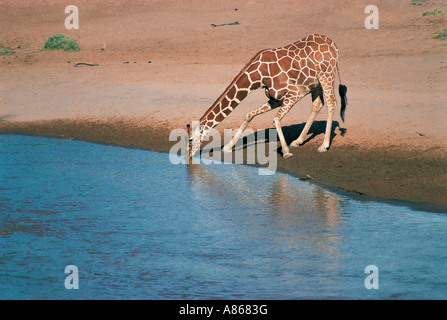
[273,95,300,159]
[273,117,293,159]
[223,103,272,152]
[222,118,249,153]
[290,95,323,148]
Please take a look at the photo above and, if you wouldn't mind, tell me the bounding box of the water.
[1,134,446,299]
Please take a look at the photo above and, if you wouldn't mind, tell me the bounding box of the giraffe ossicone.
[188,33,348,161]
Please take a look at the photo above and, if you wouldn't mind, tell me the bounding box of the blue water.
[1,134,446,299]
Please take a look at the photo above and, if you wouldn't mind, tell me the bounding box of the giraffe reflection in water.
[186,163,343,259]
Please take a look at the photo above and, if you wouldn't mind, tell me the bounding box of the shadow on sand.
[229,120,347,156]
[0,115,15,123]
[198,120,347,158]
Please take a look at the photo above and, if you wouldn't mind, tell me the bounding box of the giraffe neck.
[200,61,261,130]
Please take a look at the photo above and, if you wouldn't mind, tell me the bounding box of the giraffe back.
[297,34,339,79]
[250,34,339,100]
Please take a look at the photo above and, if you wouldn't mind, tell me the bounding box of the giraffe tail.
[336,63,348,122]
[338,84,347,123]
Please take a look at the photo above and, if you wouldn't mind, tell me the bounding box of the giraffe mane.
[199,51,262,124]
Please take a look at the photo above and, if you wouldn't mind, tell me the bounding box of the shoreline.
[2,117,446,214]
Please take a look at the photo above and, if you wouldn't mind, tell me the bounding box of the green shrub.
[422,9,442,16]
[0,44,12,56]
[43,34,81,52]
[410,0,429,6]
[434,29,447,40]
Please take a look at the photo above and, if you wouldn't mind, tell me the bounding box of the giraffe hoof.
[317,147,328,153]
[222,146,233,153]
[289,143,298,148]
[289,141,302,148]
[283,152,293,159]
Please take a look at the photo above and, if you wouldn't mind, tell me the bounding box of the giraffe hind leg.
[318,79,336,153]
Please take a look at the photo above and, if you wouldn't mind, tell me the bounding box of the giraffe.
[188,33,347,160]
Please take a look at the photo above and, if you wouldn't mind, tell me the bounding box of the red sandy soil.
[1,0,446,211]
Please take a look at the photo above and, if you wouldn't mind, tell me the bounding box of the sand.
[1,0,446,212]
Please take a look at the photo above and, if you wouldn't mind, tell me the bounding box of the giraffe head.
[188,121,206,159]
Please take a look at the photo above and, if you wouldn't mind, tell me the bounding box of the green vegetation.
[0,44,12,56]
[422,9,442,16]
[433,29,447,40]
[410,0,429,5]
[410,0,446,44]
[43,34,81,52]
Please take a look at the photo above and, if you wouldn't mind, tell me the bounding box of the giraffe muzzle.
[186,123,193,160]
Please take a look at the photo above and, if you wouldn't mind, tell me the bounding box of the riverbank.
[1,116,446,213]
